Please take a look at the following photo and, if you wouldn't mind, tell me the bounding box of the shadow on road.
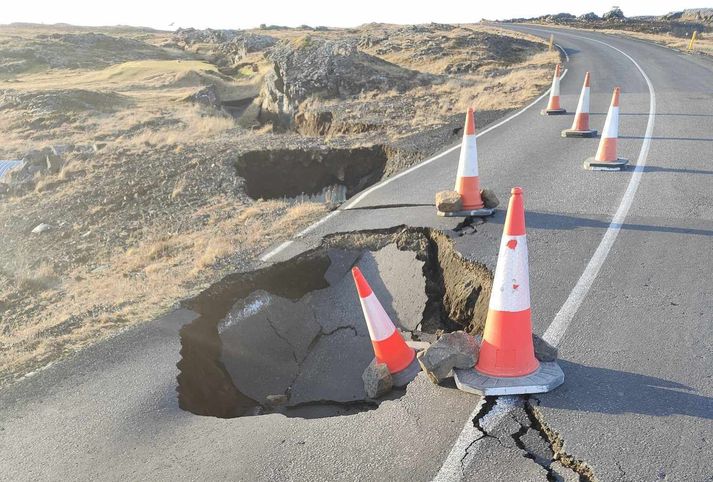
[620,135,713,142]
[488,210,713,237]
[641,165,713,175]
[540,359,713,420]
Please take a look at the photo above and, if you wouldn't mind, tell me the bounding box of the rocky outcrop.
[603,7,626,21]
[662,9,713,25]
[258,37,422,129]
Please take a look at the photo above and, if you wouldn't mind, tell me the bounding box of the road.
[1,26,712,481]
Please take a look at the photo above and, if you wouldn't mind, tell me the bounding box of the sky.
[1,1,706,30]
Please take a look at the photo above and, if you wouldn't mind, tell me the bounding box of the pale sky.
[1,1,706,31]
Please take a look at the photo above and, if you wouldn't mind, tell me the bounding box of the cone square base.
[391,356,421,387]
[453,361,564,396]
[561,129,597,138]
[540,108,567,115]
[583,157,629,171]
[437,207,496,218]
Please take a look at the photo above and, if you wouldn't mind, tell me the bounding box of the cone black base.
[391,356,421,387]
[437,207,496,218]
[583,157,629,171]
[453,361,564,396]
[561,129,597,138]
[541,108,567,115]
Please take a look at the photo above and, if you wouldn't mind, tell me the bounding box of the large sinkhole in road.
[235,146,388,200]
[177,227,492,419]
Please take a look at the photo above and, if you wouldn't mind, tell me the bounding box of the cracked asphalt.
[1,26,712,481]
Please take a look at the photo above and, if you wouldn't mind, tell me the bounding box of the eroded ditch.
[234,145,389,200]
[177,226,493,419]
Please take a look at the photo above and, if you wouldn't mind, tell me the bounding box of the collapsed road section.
[235,145,389,200]
[176,226,493,419]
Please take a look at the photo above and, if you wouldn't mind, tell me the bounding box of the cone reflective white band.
[601,104,619,139]
[358,292,396,341]
[489,234,530,312]
[455,133,478,180]
[550,73,560,97]
[575,83,589,115]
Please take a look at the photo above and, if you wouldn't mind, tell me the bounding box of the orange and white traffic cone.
[541,64,566,115]
[454,188,564,396]
[437,108,495,218]
[352,267,420,386]
[584,87,628,170]
[562,72,597,137]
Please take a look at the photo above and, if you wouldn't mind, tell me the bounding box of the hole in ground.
[234,145,388,200]
[176,226,492,419]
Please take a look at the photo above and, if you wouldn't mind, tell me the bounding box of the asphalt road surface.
[2,26,712,481]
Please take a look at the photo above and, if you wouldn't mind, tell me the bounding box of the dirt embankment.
[0,22,557,387]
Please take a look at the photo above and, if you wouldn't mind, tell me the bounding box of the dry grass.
[0,197,327,385]
[600,29,713,57]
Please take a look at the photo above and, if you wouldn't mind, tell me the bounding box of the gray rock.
[435,190,462,212]
[258,37,423,128]
[265,394,288,406]
[184,85,221,109]
[31,223,52,234]
[417,331,478,384]
[480,188,500,209]
[406,340,431,352]
[533,334,558,362]
[45,153,62,174]
[362,358,393,398]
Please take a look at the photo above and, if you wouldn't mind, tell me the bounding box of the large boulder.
[258,37,421,128]
[417,331,479,384]
[435,190,462,212]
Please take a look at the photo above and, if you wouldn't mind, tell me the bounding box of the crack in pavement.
[446,395,589,481]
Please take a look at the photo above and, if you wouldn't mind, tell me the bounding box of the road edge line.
[432,28,656,481]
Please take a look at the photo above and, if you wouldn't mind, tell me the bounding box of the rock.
[435,190,462,212]
[406,340,431,352]
[480,188,500,209]
[265,394,288,406]
[93,142,107,152]
[362,358,393,398]
[533,334,558,362]
[417,331,478,384]
[602,7,625,21]
[31,223,51,234]
[45,153,63,174]
[184,85,221,109]
[258,37,422,128]
[577,12,600,22]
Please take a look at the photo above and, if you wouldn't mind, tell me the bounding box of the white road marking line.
[555,43,570,61]
[260,65,569,262]
[433,29,656,481]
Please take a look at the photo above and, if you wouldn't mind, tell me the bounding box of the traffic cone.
[352,267,420,387]
[562,72,597,137]
[453,187,564,396]
[437,108,495,218]
[584,87,628,170]
[541,64,566,115]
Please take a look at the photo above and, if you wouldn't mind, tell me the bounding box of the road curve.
[1,27,711,481]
